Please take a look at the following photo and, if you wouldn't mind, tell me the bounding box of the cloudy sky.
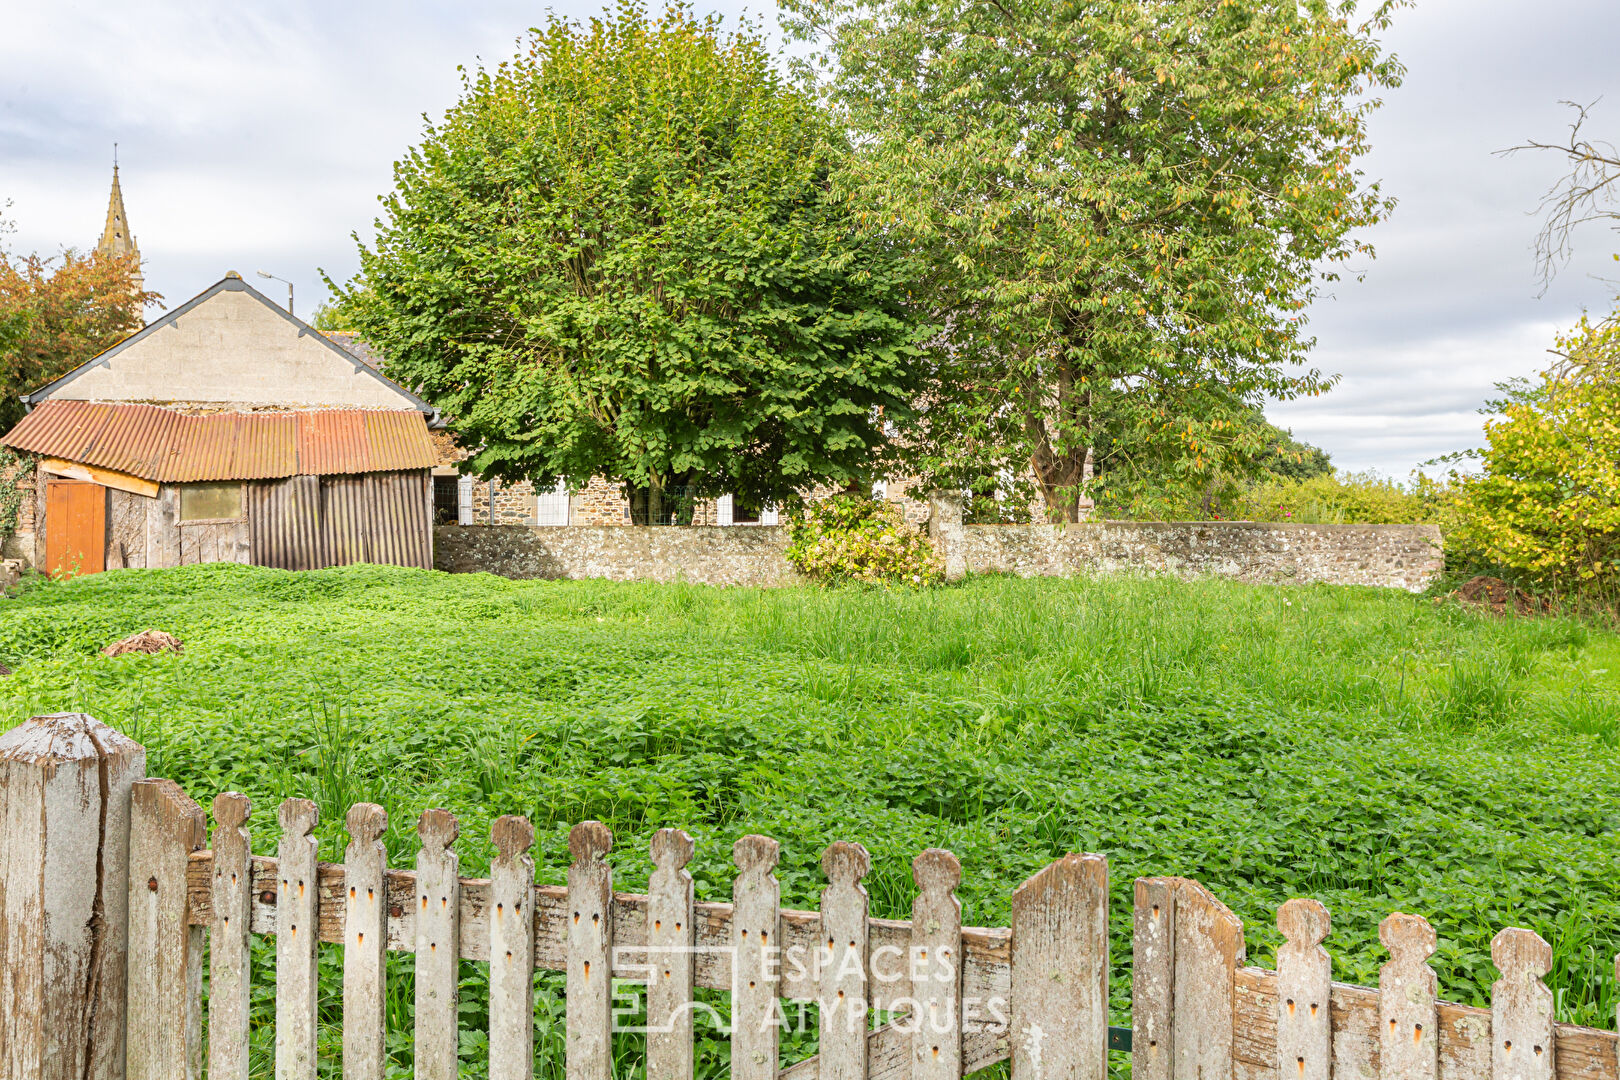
[2,0,1617,478]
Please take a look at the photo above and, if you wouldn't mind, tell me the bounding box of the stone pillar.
[0,713,146,1080]
[928,490,967,581]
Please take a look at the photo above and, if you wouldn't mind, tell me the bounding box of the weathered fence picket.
[490,815,537,1080]
[910,848,964,1080]
[1491,929,1556,1080]
[276,798,320,1080]
[820,841,873,1080]
[125,778,205,1080]
[1275,899,1331,1080]
[566,821,614,1080]
[0,715,143,1080]
[1009,852,1109,1080]
[1379,912,1439,1080]
[8,714,1620,1080]
[343,803,390,1080]
[648,827,696,1080]
[207,792,253,1080]
[415,809,462,1080]
[732,834,782,1080]
[1133,876,1177,1080]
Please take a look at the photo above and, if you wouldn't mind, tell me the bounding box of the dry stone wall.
[434,518,1443,591]
[953,521,1443,591]
[434,525,802,586]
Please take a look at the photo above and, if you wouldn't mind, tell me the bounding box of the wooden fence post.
[731,835,782,1080]
[0,713,144,1080]
[1379,913,1438,1080]
[490,815,537,1080]
[819,841,873,1080]
[208,793,253,1080]
[125,778,206,1080]
[415,809,462,1080]
[343,803,390,1080]
[1491,928,1555,1080]
[566,821,614,1080]
[911,848,963,1080]
[1009,853,1109,1080]
[1132,878,1176,1080]
[1136,877,1245,1080]
[1276,899,1332,1080]
[647,828,695,1080]
[276,799,320,1080]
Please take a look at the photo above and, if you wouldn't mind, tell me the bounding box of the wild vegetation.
[784,494,942,585]
[0,204,157,430]
[1440,322,1620,604]
[1,566,1617,1075]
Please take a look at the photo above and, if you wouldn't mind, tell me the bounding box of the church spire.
[95,146,143,293]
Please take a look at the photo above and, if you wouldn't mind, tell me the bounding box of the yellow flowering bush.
[1217,471,1434,525]
[784,495,944,586]
[1448,322,1620,595]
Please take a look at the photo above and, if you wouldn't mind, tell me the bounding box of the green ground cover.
[2,564,1618,1075]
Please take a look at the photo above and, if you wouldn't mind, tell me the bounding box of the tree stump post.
[0,713,146,1080]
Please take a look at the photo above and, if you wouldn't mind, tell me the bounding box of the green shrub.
[785,495,943,585]
[1215,471,1436,524]
[1443,341,1620,600]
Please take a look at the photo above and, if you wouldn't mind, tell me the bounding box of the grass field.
[2,563,1618,1075]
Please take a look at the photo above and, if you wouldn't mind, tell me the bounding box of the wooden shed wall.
[35,464,431,573]
[107,484,249,570]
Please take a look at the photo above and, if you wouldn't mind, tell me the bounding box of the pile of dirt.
[1451,575,1546,617]
[102,630,185,657]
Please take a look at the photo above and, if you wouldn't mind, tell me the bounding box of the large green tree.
[784,0,1405,519]
[340,4,929,516]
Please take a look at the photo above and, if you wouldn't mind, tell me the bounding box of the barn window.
[179,482,244,522]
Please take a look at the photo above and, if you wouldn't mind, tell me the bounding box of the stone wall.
[434,525,802,586]
[434,517,1443,591]
[1,455,35,563]
[950,521,1443,591]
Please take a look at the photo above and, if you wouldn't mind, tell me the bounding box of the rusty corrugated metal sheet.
[1,400,435,482]
[247,471,430,571]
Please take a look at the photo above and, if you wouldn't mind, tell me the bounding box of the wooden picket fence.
[4,713,1620,1080]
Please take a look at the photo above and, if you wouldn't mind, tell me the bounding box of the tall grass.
[1,563,1617,1076]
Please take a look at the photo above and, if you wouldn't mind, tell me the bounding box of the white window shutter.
[457,475,475,525]
[535,480,570,526]
[760,505,779,526]
[717,494,734,527]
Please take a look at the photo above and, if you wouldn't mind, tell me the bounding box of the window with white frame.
[717,494,777,526]
[535,481,570,526]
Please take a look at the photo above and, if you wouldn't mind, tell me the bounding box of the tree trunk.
[647,476,663,527]
[1029,442,1091,523]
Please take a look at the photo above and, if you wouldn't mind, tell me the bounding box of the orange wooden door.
[45,478,106,577]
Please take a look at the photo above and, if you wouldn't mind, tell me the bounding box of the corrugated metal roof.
[1,401,437,482]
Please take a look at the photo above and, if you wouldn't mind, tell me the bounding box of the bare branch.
[1500,100,1620,292]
